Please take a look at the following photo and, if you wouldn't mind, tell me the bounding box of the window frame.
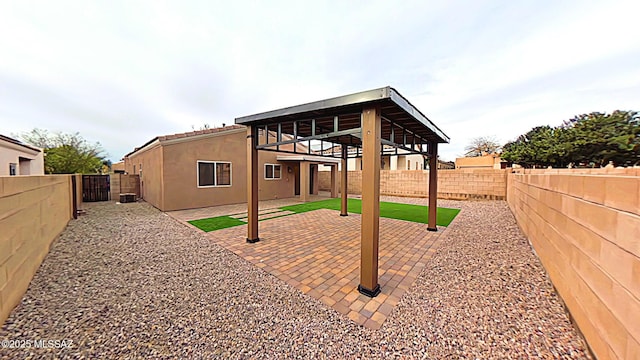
[197,160,233,188]
[264,163,281,180]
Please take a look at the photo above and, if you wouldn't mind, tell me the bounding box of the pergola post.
[358,106,381,297]
[246,125,260,243]
[427,141,438,231]
[300,161,310,202]
[340,146,348,216]
[330,164,338,198]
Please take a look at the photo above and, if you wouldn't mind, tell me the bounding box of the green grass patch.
[188,216,245,232]
[281,198,460,227]
[189,198,460,232]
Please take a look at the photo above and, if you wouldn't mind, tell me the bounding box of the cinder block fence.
[507,169,640,359]
[319,169,507,200]
[0,175,80,325]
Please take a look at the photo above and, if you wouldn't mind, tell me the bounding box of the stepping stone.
[257,210,295,220]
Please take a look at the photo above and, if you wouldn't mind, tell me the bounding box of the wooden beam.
[247,125,260,242]
[358,105,381,297]
[428,141,438,231]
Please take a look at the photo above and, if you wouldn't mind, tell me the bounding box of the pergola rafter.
[236,86,450,298]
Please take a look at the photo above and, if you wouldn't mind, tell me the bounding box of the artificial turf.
[188,216,245,232]
[189,198,460,232]
[282,198,460,226]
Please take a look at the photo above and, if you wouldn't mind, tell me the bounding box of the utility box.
[119,193,137,203]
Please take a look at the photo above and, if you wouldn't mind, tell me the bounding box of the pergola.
[235,86,449,297]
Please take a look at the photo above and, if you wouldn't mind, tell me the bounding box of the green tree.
[502,126,561,167]
[464,136,501,157]
[563,111,639,167]
[15,129,107,174]
[502,110,639,168]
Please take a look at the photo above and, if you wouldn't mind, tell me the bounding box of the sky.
[1,0,639,162]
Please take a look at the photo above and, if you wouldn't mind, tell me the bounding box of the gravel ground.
[0,200,590,359]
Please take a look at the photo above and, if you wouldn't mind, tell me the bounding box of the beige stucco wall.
[0,140,44,176]
[124,144,165,210]
[111,161,125,173]
[125,129,297,211]
[507,171,640,359]
[319,169,508,199]
[0,175,73,325]
[455,154,502,169]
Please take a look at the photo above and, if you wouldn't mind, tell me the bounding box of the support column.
[247,125,260,243]
[427,141,438,231]
[358,106,381,297]
[340,146,348,216]
[300,161,310,202]
[330,164,338,198]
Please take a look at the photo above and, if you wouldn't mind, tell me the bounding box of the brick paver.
[201,208,443,330]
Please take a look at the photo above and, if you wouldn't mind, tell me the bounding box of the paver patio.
[171,206,447,330]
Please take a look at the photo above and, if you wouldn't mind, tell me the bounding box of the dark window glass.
[216,163,231,186]
[198,162,215,186]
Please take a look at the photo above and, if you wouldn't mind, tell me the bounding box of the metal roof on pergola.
[235,86,449,298]
[236,86,449,158]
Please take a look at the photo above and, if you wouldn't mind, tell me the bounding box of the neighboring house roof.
[0,134,42,153]
[124,125,246,158]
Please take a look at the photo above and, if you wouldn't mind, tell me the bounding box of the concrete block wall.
[507,172,640,359]
[0,175,74,325]
[319,169,508,199]
[438,169,507,199]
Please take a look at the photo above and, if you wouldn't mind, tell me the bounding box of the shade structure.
[236,86,449,297]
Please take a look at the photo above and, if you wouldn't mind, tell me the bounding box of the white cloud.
[0,0,638,162]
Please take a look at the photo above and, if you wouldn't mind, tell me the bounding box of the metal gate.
[82,175,110,202]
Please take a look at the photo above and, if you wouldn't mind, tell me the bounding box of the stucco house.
[455,153,508,169]
[123,125,339,211]
[0,135,44,176]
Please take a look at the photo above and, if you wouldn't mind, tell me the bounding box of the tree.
[502,126,569,167]
[15,129,107,174]
[464,136,501,157]
[563,111,639,167]
[502,110,639,168]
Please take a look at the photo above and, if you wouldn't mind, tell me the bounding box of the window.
[264,164,281,180]
[198,161,232,187]
[9,163,16,176]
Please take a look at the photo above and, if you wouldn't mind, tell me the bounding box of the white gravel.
[0,200,590,359]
